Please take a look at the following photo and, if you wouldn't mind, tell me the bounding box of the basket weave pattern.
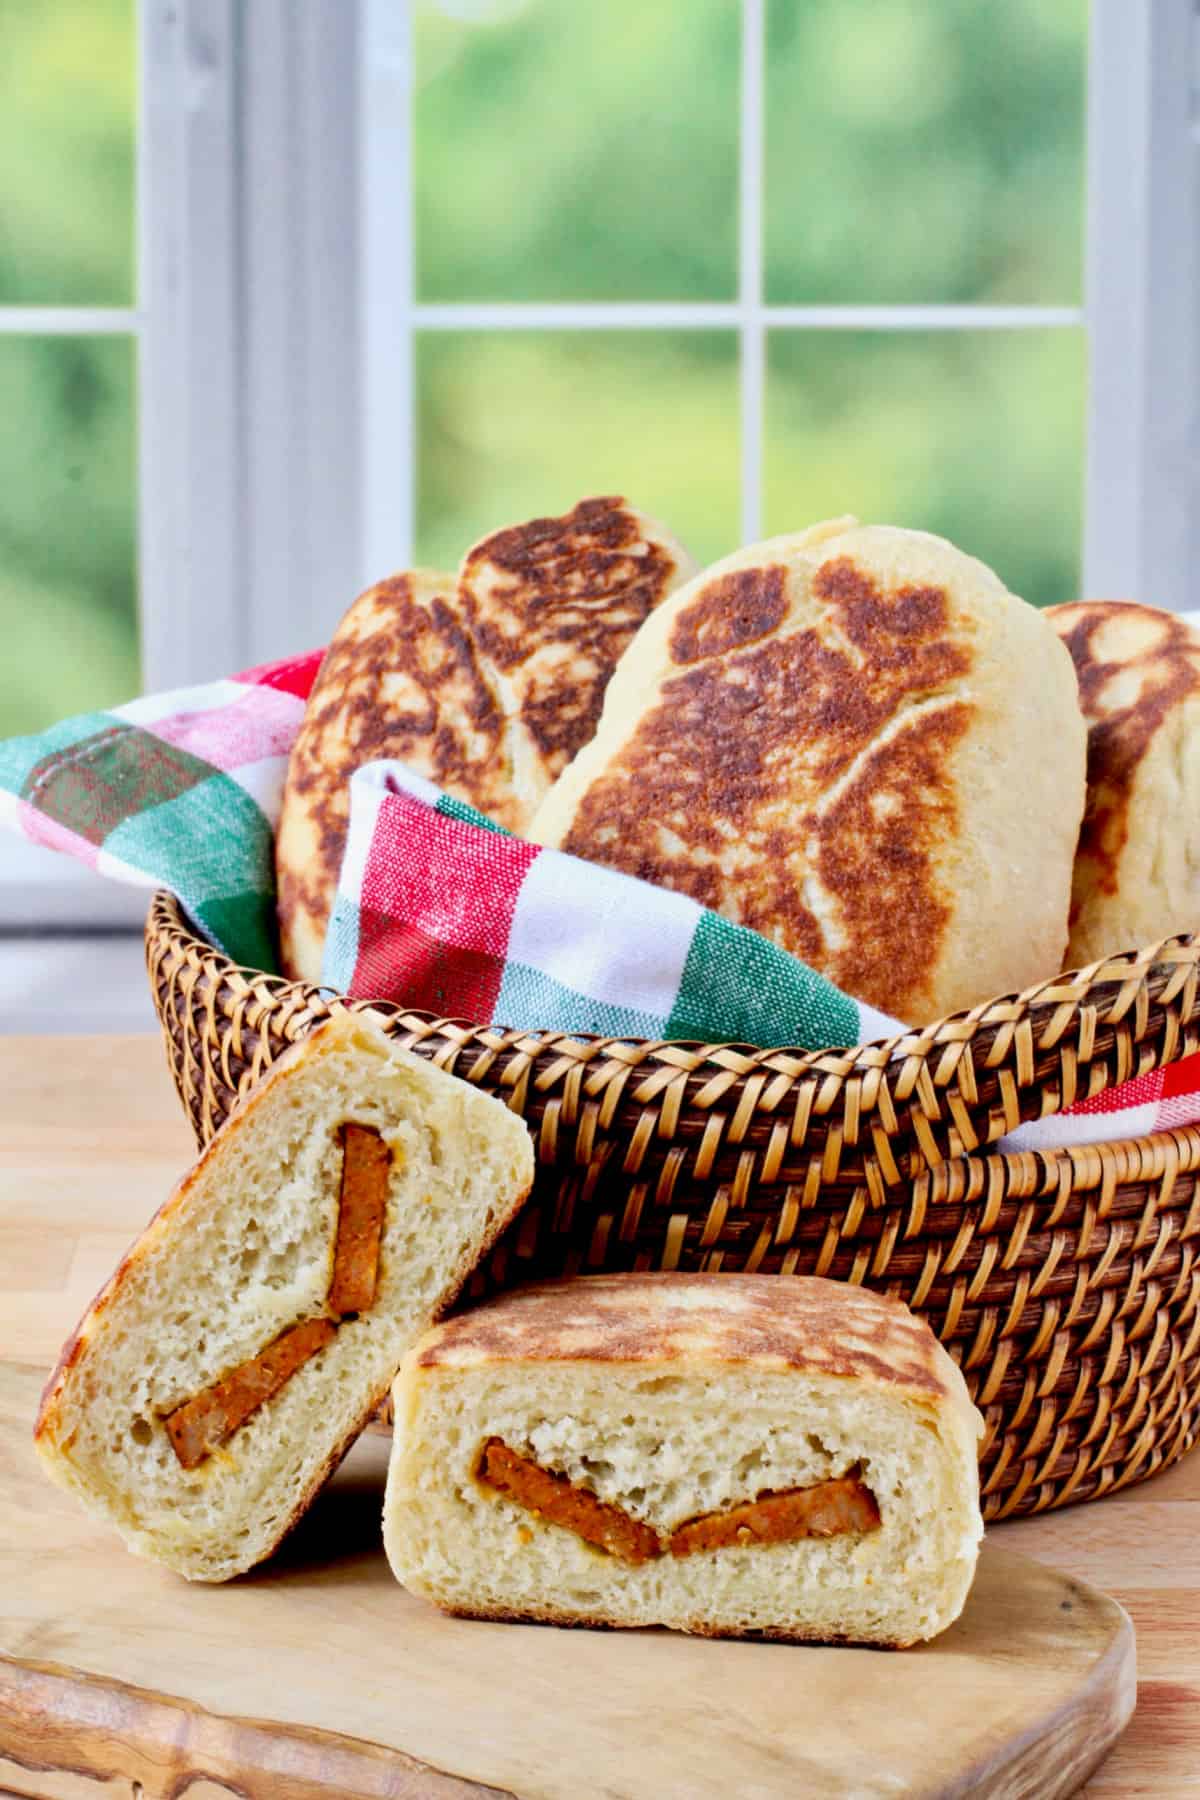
[147,891,1200,1521]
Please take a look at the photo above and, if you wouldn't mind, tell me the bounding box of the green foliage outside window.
[0,0,137,735]
[0,0,1088,737]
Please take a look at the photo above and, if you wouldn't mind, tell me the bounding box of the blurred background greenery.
[415,0,1087,584]
[1,0,1088,737]
[417,331,742,570]
[764,329,1085,611]
[0,0,138,736]
[763,0,1086,304]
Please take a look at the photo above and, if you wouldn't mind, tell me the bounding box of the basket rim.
[146,888,1200,1175]
[145,888,1200,1524]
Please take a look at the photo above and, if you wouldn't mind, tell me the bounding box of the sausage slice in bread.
[384,1273,983,1646]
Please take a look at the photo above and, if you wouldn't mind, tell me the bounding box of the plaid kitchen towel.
[0,652,323,971]
[1002,1051,1200,1151]
[4,648,1200,1153]
[323,762,898,1050]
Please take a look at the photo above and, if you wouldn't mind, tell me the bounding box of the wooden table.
[1,1036,1197,1797]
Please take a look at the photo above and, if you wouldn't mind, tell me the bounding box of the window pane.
[416,332,739,567]
[414,0,739,302]
[0,336,138,735]
[0,0,136,306]
[765,0,1088,305]
[765,330,1085,609]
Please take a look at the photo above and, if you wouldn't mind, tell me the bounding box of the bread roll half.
[1047,600,1200,967]
[35,1010,534,1581]
[530,519,1086,1022]
[384,1274,984,1646]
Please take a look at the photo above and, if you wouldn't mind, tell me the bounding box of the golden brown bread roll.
[276,498,695,981]
[1047,600,1200,967]
[531,518,1087,1022]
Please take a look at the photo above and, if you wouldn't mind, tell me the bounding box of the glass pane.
[765,330,1085,609]
[416,331,739,568]
[765,0,1088,304]
[0,0,136,306]
[0,336,139,735]
[414,0,739,302]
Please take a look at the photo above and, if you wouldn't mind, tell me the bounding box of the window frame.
[363,0,1088,571]
[3,0,1197,932]
[1,0,362,928]
[1082,0,1200,608]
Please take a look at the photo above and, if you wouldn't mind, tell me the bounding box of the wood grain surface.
[0,1036,1191,1796]
[0,1357,1133,1800]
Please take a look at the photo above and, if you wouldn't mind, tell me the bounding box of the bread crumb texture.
[34,1010,534,1581]
[386,1275,983,1646]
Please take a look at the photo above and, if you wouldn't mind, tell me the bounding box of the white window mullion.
[139,0,243,689]
[739,0,766,547]
[361,0,416,582]
[761,305,1083,331]
[1133,0,1199,611]
[1085,0,1200,610]
[1084,0,1153,603]
[409,302,1082,331]
[0,308,142,334]
[142,0,363,682]
[241,0,303,670]
[293,2,363,648]
[240,0,362,662]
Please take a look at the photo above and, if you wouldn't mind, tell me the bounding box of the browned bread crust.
[532,521,1086,1022]
[275,571,506,983]
[276,498,695,981]
[1048,600,1200,966]
[417,1272,954,1405]
[459,496,692,776]
[439,1597,910,1649]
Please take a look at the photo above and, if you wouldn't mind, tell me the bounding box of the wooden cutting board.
[0,1362,1134,1800]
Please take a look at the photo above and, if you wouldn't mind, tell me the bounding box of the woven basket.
[146,889,1200,1522]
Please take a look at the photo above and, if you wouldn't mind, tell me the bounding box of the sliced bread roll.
[530,518,1087,1022]
[276,498,695,981]
[35,1009,534,1582]
[384,1273,984,1646]
[1047,600,1200,967]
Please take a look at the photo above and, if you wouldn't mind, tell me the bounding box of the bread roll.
[530,519,1086,1022]
[384,1273,984,1647]
[35,1009,533,1581]
[276,498,695,981]
[1047,600,1200,967]
[276,569,492,983]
